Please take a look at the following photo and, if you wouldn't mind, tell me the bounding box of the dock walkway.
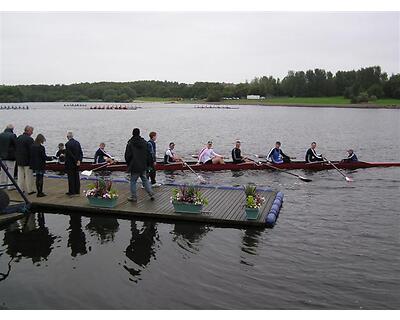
[6,177,282,228]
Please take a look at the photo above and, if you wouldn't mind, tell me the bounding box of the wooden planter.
[87,196,118,208]
[172,201,203,214]
[245,207,260,220]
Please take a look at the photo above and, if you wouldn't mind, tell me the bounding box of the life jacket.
[268,148,283,164]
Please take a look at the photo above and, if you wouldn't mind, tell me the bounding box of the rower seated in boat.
[267,141,291,164]
[55,143,66,164]
[231,140,250,164]
[164,142,182,164]
[341,149,358,162]
[94,143,115,164]
[305,142,324,163]
[198,141,224,165]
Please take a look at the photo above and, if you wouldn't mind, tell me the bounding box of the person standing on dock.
[15,125,35,194]
[65,132,83,196]
[147,132,161,187]
[30,134,55,197]
[0,124,17,190]
[305,142,324,163]
[267,141,291,164]
[125,128,155,202]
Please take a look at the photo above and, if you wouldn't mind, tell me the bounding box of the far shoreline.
[175,102,400,110]
[132,96,400,109]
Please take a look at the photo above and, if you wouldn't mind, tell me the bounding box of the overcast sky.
[0,11,399,85]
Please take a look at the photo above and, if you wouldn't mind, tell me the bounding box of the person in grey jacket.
[0,124,17,189]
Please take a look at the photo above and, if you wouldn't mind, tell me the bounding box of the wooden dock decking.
[5,177,280,228]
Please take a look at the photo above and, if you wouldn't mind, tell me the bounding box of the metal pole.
[0,158,30,204]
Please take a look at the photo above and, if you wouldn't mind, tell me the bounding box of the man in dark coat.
[65,132,83,195]
[0,124,17,190]
[124,128,154,202]
[15,125,35,194]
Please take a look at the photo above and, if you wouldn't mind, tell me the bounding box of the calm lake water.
[0,102,399,309]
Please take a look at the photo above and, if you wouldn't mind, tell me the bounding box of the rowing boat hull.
[45,161,400,172]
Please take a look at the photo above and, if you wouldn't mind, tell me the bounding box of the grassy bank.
[133,96,400,107]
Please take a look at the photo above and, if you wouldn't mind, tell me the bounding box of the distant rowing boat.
[194,105,239,109]
[45,160,400,172]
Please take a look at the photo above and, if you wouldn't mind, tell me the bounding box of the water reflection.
[86,216,119,244]
[0,256,13,282]
[123,221,159,281]
[172,222,211,256]
[172,222,210,243]
[2,213,57,263]
[67,215,88,257]
[241,228,262,255]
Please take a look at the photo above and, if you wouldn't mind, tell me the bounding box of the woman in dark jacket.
[30,134,54,197]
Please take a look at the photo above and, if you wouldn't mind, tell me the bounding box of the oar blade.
[299,176,312,182]
[81,170,92,176]
[345,176,354,182]
[198,175,207,184]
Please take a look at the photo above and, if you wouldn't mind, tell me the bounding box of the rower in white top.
[198,141,225,165]
[164,142,183,164]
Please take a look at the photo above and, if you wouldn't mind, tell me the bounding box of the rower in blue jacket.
[341,149,358,162]
[267,141,291,164]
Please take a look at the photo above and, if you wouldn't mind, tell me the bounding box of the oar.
[248,157,312,182]
[182,161,206,184]
[254,154,296,160]
[323,157,353,182]
[81,163,110,177]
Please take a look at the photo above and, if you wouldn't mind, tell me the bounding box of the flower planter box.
[87,196,118,208]
[245,207,260,220]
[172,201,203,214]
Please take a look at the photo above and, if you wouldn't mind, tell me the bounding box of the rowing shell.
[45,160,400,172]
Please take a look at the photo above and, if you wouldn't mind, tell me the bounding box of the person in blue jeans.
[124,128,154,202]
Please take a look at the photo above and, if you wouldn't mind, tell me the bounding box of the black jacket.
[65,138,83,170]
[0,128,17,160]
[16,133,34,166]
[30,143,53,171]
[305,148,323,163]
[124,136,152,173]
[231,147,244,163]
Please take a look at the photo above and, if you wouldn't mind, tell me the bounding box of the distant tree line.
[0,66,399,103]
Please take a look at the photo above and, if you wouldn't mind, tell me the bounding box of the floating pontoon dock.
[5,177,283,228]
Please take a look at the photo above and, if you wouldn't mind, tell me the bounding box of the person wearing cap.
[341,149,358,162]
[231,140,249,164]
[164,142,182,164]
[267,141,291,164]
[198,141,224,165]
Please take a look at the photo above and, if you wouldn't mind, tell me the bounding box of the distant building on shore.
[247,95,261,100]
